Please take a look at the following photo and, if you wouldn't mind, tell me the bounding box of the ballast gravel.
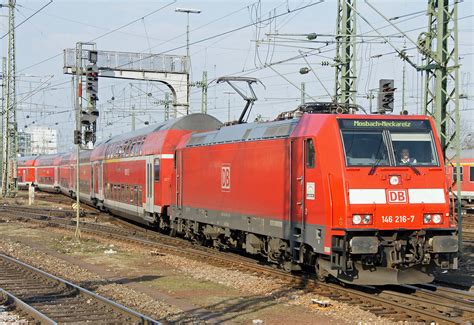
[0,228,391,324]
[0,239,181,321]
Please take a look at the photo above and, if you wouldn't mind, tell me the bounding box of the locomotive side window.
[305,139,315,168]
[470,167,474,182]
[154,158,160,182]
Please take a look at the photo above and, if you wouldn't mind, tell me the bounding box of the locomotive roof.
[186,118,299,147]
[105,113,222,145]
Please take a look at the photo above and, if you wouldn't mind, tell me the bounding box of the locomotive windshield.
[339,119,439,167]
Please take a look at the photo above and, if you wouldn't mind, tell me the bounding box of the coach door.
[145,156,154,213]
[92,162,102,199]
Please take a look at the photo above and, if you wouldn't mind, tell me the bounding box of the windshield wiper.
[406,162,421,175]
[368,157,382,175]
[368,137,385,175]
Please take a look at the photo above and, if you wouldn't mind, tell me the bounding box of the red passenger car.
[172,105,457,284]
[17,156,37,188]
[447,149,474,205]
[35,154,61,192]
[58,152,75,196]
[91,113,221,223]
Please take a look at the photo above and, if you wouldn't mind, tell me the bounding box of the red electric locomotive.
[171,104,458,284]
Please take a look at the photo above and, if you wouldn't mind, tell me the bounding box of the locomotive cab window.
[339,119,439,168]
[391,133,438,166]
[341,131,389,167]
[470,166,474,182]
[305,139,315,168]
[154,158,160,182]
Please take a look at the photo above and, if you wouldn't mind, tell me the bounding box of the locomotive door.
[291,138,316,243]
[145,156,154,213]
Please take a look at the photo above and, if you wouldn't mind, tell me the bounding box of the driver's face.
[402,150,409,158]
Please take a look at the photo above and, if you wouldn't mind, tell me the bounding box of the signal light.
[377,79,395,113]
[73,130,82,145]
[84,130,94,143]
[85,64,99,102]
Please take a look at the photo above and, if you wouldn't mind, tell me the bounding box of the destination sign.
[338,119,430,130]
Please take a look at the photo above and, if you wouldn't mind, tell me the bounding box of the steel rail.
[0,205,470,323]
[0,253,159,324]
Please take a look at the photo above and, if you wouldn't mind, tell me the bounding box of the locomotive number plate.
[381,215,415,223]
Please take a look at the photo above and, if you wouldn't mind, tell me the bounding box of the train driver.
[400,148,417,165]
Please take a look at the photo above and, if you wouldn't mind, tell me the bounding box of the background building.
[26,126,58,155]
[17,131,32,157]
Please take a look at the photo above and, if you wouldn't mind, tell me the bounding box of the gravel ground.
[0,309,28,324]
[0,222,390,324]
[0,238,182,321]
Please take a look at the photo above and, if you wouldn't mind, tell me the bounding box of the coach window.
[154,158,160,182]
[305,139,315,168]
[138,185,143,205]
[134,186,139,205]
[453,167,463,182]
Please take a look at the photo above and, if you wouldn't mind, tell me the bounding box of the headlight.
[362,214,372,224]
[432,214,442,224]
[423,214,432,224]
[352,214,362,225]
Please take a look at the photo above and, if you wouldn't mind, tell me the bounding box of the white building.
[26,126,58,155]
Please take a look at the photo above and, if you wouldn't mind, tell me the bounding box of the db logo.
[221,165,231,191]
[387,189,408,203]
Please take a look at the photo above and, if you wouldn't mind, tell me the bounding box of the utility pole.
[131,105,136,131]
[301,82,306,104]
[223,91,234,122]
[334,0,357,106]
[0,57,5,187]
[419,0,462,246]
[164,93,170,121]
[1,0,17,197]
[74,43,82,240]
[201,71,208,114]
[175,7,201,115]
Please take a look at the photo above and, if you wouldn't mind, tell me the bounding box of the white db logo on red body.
[387,190,408,203]
[221,165,231,191]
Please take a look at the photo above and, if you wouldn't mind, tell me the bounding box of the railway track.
[0,203,473,323]
[0,253,158,324]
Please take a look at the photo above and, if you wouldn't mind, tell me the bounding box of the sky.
[1,0,473,152]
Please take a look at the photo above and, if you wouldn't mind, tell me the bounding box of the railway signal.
[85,64,99,102]
[378,79,395,114]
